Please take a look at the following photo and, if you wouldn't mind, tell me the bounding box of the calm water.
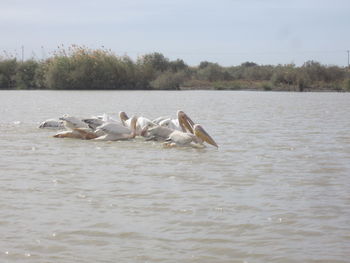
[0,90,349,263]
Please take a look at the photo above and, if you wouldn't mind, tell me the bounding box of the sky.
[1,0,349,66]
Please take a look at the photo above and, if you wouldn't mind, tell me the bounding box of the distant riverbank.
[180,80,348,92]
[1,46,349,92]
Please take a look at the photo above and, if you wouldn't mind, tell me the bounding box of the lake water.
[0,90,349,263]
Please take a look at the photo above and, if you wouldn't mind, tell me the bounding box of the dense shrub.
[14,60,40,89]
[0,59,17,89]
[169,59,188,72]
[150,71,188,90]
[343,78,350,91]
[197,62,230,82]
[138,52,170,72]
[44,47,139,90]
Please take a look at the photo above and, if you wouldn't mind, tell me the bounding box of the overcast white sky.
[1,0,349,66]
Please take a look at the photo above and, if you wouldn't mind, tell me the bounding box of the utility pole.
[41,46,46,60]
[21,45,24,62]
[347,50,350,68]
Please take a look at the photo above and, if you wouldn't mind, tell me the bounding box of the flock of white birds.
[39,110,218,149]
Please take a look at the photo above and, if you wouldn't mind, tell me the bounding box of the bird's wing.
[96,122,130,135]
[168,131,193,145]
[152,116,170,124]
[39,119,63,129]
[82,118,104,130]
[60,115,88,129]
[74,128,98,139]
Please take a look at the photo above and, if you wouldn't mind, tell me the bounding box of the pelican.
[152,116,170,125]
[38,119,64,129]
[82,117,104,130]
[164,124,218,148]
[144,110,218,148]
[53,114,92,139]
[153,111,194,132]
[119,111,156,136]
[82,113,124,136]
[158,118,180,130]
[119,111,129,126]
[92,116,138,141]
[59,114,89,130]
[54,115,138,141]
[144,111,194,140]
[144,125,174,141]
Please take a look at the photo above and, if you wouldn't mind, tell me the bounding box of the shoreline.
[0,87,347,92]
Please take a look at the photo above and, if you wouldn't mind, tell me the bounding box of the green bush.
[150,71,187,90]
[15,60,40,89]
[342,78,350,91]
[44,47,139,89]
[0,59,17,89]
[196,63,229,82]
[137,52,169,72]
[44,56,74,89]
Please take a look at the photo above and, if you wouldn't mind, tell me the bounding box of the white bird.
[164,124,218,148]
[82,113,123,136]
[38,119,64,129]
[53,114,92,139]
[119,111,156,136]
[54,115,138,141]
[144,125,175,141]
[152,116,170,125]
[144,111,193,140]
[144,110,218,148]
[82,117,104,130]
[155,110,195,132]
[93,116,138,141]
[158,118,182,131]
[59,114,89,130]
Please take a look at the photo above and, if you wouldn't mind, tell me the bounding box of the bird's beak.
[119,111,129,125]
[140,126,148,136]
[178,111,195,133]
[194,124,218,148]
[130,116,138,138]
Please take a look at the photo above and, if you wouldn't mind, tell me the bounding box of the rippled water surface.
[0,90,349,263]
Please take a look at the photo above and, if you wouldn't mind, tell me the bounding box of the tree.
[241,61,258,67]
[0,59,17,89]
[15,60,39,89]
[197,63,227,81]
[150,71,187,90]
[138,52,169,72]
[169,59,188,72]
